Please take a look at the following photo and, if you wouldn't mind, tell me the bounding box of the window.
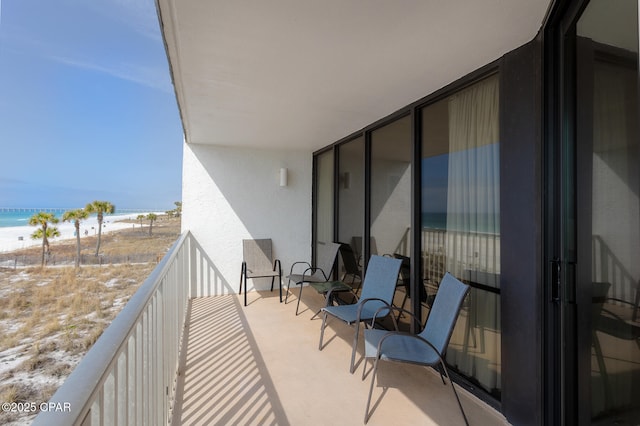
[421,74,501,398]
[337,136,365,275]
[315,150,334,260]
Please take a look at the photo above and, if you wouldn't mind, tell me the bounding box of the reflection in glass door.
[574,0,640,422]
[421,74,501,399]
[370,115,412,319]
[337,137,364,284]
[315,150,334,262]
[370,116,412,263]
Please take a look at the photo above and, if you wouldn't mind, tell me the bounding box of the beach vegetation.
[85,200,115,256]
[166,201,182,218]
[146,212,158,236]
[28,212,60,267]
[62,208,90,268]
[0,215,180,424]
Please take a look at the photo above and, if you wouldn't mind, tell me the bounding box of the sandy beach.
[0,213,160,253]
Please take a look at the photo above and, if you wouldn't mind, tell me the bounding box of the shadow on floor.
[172,295,290,425]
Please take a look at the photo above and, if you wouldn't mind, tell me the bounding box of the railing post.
[189,235,197,297]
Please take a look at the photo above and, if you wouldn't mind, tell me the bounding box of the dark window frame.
[312,60,504,408]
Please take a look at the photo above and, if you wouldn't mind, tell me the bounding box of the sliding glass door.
[549,0,639,422]
[370,116,412,264]
[337,136,364,278]
[421,74,501,398]
[315,149,334,263]
[313,67,503,406]
[575,0,640,422]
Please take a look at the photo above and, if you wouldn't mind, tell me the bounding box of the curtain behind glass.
[446,75,500,278]
[444,74,501,394]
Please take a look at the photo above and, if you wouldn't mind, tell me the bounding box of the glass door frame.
[541,0,640,423]
[543,0,585,424]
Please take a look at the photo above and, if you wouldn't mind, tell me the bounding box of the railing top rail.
[32,230,192,426]
[420,226,500,238]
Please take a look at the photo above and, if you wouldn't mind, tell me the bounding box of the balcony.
[34,232,507,425]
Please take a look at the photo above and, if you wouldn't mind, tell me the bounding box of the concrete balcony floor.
[172,288,509,426]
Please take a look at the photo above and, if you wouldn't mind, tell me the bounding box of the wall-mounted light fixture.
[279,168,288,187]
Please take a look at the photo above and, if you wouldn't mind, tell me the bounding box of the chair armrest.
[605,297,637,309]
[303,266,329,281]
[601,307,628,323]
[371,306,422,331]
[357,298,393,322]
[288,261,311,276]
[274,259,282,275]
[376,331,444,362]
[325,286,357,306]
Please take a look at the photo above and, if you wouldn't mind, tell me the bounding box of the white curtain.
[444,74,501,394]
[446,75,500,277]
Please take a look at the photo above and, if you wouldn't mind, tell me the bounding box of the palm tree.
[136,214,145,230]
[146,213,158,236]
[85,200,115,256]
[29,212,60,267]
[63,208,89,268]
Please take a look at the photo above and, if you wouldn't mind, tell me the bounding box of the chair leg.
[295,283,304,315]
[361,357,369,381]
[633,279,640,322]
[348,275,359,303]
[364,356,380,424]
[319,312,328,350]
[441,361,469,426]
[244,275,247,307]
[396,292,408,323]
[239,266,243,294]
[350,320,360,374]
[437,364,446,385]
[270,276,275,292]
[278,274,282,303]
[285,277,293,304]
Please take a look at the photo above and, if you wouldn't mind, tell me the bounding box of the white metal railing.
[592,234,638,304]
[421,227,501,284]
[33,231,200,426]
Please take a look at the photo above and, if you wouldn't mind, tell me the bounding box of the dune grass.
[0,216,180,425]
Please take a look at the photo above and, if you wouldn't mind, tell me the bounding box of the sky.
[0,0,183,211]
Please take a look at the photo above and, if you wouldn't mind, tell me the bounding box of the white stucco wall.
[181,142,312,296]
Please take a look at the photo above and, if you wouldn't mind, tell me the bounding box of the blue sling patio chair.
[285,241,342,316]
[362,272,470,425]
[318,255,402,374]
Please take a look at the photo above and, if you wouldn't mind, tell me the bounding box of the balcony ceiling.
[157,0,552,151]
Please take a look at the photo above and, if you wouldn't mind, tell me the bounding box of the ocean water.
[422,212,447,230]
[422,212,499,234]
[0,209,152,228]
[0,209,57,228]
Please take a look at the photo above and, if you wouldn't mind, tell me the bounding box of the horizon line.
[0,207,168,213]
